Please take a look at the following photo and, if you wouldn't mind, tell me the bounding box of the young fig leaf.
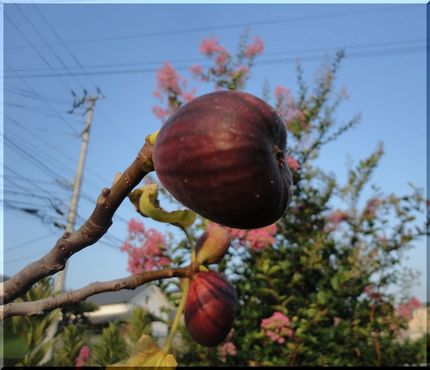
[110,334,176,369]
[129,184,196,229]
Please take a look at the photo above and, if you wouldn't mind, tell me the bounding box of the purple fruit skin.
[184,271,237,347]
[153,90,293,229]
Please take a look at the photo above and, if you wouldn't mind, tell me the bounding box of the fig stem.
[162,277,190,355]
[182,227,196,263]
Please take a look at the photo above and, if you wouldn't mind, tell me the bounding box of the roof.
[87,284,150,305]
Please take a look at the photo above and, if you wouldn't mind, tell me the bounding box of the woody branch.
[1,264,198,319]
[2,135,156,305]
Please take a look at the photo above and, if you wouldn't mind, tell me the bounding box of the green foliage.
[172,50,427,366]
[125,307,157,345]
[91,322,129,366]
[5,278,60,366]
[52,324,84,366]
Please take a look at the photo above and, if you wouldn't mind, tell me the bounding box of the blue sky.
[2,3,427,302]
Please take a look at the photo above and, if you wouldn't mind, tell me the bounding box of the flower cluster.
[273,85,307,133]
[245,36,264,58]
[397,297,422,321]
[121,219,171,273]
[208,222,277,251]
[363,197,382,219]
[75,345,90,367]
[286,155,300,172]
[260,311,293,344]
[190,35,264,91]
[327,210,350,225]
[152,62,197,122]
[364,285,381,300]
[218,341,237,362]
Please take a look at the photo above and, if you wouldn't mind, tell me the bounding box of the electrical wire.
[5,114,115,191]
[10,37,426,75]
[5,4,419,51]
[7,44,425,79]
[32,4,100,89]
[4,62,80,135]
[4,12,77,92]
[14,4,87,91]
[6,232,54,251]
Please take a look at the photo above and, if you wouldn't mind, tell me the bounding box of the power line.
[5,249,52,264]
[96,108,136,147]
[6,44,425,79]
[32,4,100,90]
[257,45,426,66]
[6,232,54,251]
[22,7,136,148]
[4,101,69,114]
[3,128,130,228]
[4,12,76,92]
[5,85,71,105]
[4,134,73,181]
[5,114,115,191]
[13,4,87,91]
[5,4,419,51]
[3,159,71,210]
[5,62,80,135]
[9,37,426,75]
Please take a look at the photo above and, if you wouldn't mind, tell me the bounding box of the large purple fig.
[184,271,237,347]
[153,90,293,229]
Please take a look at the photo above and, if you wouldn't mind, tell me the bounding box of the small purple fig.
[153,90,293,229]
[195,226,231,265]
[184,271,237,347]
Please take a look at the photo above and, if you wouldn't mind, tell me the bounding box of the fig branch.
[1,264,199,319]
[2,133,157,304]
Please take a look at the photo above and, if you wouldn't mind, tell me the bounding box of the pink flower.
[261,311,293,344]
[286,107,304,123]
[75,345,90,367]
[215,51,229,66]
[245,37,264,58]
[200,36,223,55]
[219,341,237,362]
[207,222,276,251]
[128,218,145,234]
[121,219,171,274]
[243,224,277,251]
[274,85,292,100]
[153,90,162,101]
[397,297,422,321]
[327,210,349,225]
[156,61,182,95]
[152,106,166,120]
[363,198,382,219]
[120,240,132,253]
[286,155,299,172]
[189,64,203,76]
[182,89,196,103]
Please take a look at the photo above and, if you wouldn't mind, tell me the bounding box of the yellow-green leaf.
[129,184,196,229]
[109,334,177,369]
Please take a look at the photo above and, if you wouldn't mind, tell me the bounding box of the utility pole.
[54,95,96,293]
[42,91,102,364]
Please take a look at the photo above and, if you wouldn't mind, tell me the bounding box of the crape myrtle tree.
[121,33,427,366]
[1,32,427,367]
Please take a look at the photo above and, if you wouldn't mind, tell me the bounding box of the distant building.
[86,283,175,340]
[404,306,429,341]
